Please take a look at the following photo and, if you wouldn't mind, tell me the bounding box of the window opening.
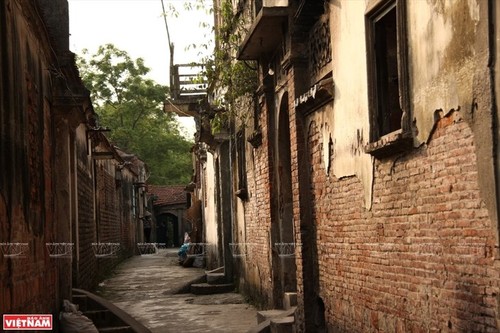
[374,5,401,137]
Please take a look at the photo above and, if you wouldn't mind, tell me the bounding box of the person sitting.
[177,232,191,264]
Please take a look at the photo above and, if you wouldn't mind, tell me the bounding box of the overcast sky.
[68,0,213,136]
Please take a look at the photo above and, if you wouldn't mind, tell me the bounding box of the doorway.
[156,213,179,247]
[271,92,297,306]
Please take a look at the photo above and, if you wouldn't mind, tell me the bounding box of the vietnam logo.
[3,314,53,330]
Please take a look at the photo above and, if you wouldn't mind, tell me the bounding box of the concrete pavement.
[95,248,258,333]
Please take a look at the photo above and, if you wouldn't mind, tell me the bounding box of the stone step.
[257,310,290,324]
[206,272,226,285]
[283,292,297,310]
[250,307,296,333]
[205,266,224,274]
[190,282,234,295]
[270,316,294,333]
[247,319,272,333]
[257,307,296,324]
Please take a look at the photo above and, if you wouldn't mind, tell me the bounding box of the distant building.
[148,185,188,247]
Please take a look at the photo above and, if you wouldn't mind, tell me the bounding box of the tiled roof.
[148,185,187,207]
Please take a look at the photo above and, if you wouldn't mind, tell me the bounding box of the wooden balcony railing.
[170,64,208,101]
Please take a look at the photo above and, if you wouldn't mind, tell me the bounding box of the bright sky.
[68,0,213,138]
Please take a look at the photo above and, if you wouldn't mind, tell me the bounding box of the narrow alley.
[5,0,500,332]
[95,248,258,333]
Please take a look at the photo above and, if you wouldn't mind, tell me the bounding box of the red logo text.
[3,314,53,330]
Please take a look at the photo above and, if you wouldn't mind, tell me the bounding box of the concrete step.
[171,274,206,294]
[206,272,226,285]
[249,307,296,333]
[247,319,271,333]
[283,292,297,310]
[257,307,296,324]
[257,310,290,324]
[205,266,224,274]
[190,282,234,295]
[270,316,294,333]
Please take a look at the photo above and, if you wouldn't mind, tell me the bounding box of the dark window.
[365,0,411,156]
[374,6,401,136]
[236,130,248,200]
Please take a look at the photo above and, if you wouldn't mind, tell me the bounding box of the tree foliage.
[164,0,258,132]
[77,44,193,185]
[190,0,258,131]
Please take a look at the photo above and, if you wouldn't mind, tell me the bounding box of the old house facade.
[1,0,145,322]
[171,0,500,332]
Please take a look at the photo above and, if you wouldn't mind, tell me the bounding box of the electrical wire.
[165,98,195,117]
[160,0,173,50]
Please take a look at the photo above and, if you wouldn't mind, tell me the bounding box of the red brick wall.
[75,160,136,290]
[96,163,121,244]
[305,113,499,332]
[239,87,276,307]
[96,162,135,273]
[1,0,140,315]
[0,0,63,316]
[288,68,310,331]
[76,161,98,290]
[120,178,136,257]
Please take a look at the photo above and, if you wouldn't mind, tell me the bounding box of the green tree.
[77,44,193,185]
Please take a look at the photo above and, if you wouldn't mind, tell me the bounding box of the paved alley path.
[96,248,258,333]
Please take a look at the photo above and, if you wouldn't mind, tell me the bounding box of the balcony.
[164,64,208,117]
[237,0,288,61]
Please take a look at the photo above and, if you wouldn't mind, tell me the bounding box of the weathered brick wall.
[306,113,500,332]
[288,66,310,331]
[75,157,98,290]
[120,177,136,257]
[1,0,141,315]
[75,158,137,289]
[0,0,65,316]
[95,161,135,274]
[95,162,121,275]
[96,162,120,244]
[239,89,275,308]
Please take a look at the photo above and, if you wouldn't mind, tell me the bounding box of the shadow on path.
[95,248,257,333]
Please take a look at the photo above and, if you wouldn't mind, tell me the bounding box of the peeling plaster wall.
[408,0,481,145]
[321,0,487,210]
[328,0,373,208]
[407,0,498,239]
[293,0,499,331]
[203,152,218,246]
[235,195,246,243]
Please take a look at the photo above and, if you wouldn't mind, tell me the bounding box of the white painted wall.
[311,0,482,209]
[319,0,373,208]
[407,0,480,144]
[203,152,218,246]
